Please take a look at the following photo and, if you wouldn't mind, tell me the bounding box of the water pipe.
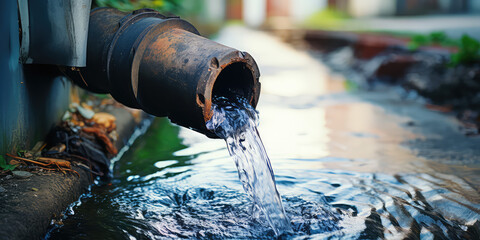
[66,8,261,138]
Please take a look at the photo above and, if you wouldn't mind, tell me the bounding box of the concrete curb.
[0,104,147,240]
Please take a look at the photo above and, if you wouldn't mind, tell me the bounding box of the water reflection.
[47,114,480,239]
[47,26,480,239]
[117,118,193,181]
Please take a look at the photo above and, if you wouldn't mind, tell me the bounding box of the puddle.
[47,26,480,239]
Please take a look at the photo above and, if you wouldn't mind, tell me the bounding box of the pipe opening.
[212,62,254,102]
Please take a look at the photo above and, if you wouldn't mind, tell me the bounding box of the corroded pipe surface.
[67,8,260,137]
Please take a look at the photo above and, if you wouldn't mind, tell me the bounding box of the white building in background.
[243,0,266,27]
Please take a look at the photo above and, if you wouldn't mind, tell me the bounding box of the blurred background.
[95,0,480,38]
[2,0,479,239]
[50,1,480,239]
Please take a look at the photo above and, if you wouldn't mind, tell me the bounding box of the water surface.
[47,26,480,239]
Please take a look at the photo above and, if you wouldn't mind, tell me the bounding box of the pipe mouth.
[200,61,256,123]
[213,62,254,102]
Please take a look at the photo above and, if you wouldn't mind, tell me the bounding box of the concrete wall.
[0,0,71,155]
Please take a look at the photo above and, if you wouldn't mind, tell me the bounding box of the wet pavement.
[217,25,480,177]
[47,26,480,239]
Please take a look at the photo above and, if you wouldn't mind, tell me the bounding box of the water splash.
[206,96,292,236]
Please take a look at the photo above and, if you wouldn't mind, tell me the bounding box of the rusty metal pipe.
[67,8,260,138]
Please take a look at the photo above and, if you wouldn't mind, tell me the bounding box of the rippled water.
[46,114,480,239]
[206,96,291,235]
[47,26,480,239]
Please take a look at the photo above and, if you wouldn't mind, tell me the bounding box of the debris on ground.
[301,31,480,136]
[3,98,126,179]
[12,171,33,179]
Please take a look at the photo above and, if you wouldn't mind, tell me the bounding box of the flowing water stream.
[206,96,291,236]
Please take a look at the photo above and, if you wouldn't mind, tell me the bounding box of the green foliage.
[429,31,448,43]
[304,8,349,29]
[408,32,480,66]
[407,31,456,50]
[96,0,182,13]
[408,34,429,50]
[450,35,480,66]
[344,79,358,92]
[93,93,112,100]
[0,155,17,171]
